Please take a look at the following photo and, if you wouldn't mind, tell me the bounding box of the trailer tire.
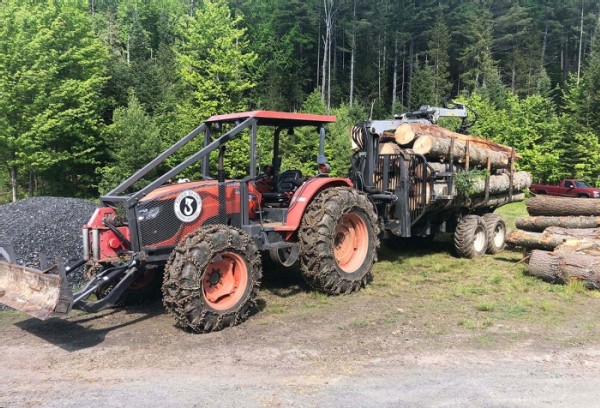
[454,215,487,258]
[482,214,506,254]
[299,187,379,294]
[162,225,262,333]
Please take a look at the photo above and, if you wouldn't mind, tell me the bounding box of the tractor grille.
[136,181,242,248]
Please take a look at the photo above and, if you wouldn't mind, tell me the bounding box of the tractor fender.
[275,177,353,233]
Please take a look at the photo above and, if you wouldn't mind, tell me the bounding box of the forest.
[1,0,600,203]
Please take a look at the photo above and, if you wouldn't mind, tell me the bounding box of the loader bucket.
[0,260,73,320]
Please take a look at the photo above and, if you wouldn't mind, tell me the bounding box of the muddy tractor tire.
[482,213,506,254]
[299,187,379,294]
[454,215,488,258]
[162,225,262,333]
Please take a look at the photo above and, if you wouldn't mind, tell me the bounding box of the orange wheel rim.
[202,251,248,311]
[333,213,368,273]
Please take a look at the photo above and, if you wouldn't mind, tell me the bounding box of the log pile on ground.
[376,122,530,205]
[506,195,600,289]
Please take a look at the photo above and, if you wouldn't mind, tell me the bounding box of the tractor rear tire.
[454,215,487,258]
[162,225,262,333]
[482,213,506,254]
[299,187,379,294]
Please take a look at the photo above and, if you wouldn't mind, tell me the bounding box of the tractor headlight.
[138,207,161,221]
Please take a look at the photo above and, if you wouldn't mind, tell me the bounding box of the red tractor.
[0,111,379,332]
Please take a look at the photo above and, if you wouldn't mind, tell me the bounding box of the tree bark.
[393,123,516,156]
[10,167,17,203]
[515,216,600,232]
[527,196,600,217]
[413,135,510,168]
[528,250,600,289]
[507,227,600,251]
[470,171,531,195]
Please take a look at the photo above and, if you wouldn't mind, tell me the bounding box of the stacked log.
[506,195,600,289]
[374,122,529,208]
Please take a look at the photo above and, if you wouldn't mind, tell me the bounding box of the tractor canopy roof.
[206,110,336,127]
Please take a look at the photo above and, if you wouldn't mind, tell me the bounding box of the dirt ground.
[2,276,600,408]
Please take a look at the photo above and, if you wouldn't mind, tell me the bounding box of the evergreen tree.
[98,91,164,193]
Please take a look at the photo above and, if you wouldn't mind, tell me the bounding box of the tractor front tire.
[162,225,262,333]
[482,213,506,254]
[299,187,379,294]
[454,215,487,258]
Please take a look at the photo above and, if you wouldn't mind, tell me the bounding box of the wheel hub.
[208,269,221,286]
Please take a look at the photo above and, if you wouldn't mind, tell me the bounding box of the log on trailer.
[506,227,600,250]
[515,216,600,232]
[392,123,516,156]
[528,250,600,289]
[412,135,510,168]
[471,171,532,195]
[527,196,600,217]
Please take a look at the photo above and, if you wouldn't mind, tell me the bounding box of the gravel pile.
[0,196,98,289]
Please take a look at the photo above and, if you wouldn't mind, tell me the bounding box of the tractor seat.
[261,170,302,203]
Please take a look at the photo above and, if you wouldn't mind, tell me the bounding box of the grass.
[255,200,600,347]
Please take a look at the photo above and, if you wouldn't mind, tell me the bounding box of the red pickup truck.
[529,179,600,198]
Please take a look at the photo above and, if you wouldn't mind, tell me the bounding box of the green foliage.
[98,91,164,194]
[454,169,489,199]
[0,1,109,198]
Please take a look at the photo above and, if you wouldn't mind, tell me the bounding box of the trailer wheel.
[162,225,262,333]
[482,214,506,254]
[454,215,487,258]
[299,187,380,294]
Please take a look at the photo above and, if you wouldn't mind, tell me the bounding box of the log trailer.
[0,108,526,332]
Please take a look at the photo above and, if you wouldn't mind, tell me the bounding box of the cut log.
[413,136,510,168]
[515,216,600,232]
[527,196,600,216]
[528,250,600,289]
[394,124,418,145]
[506,227,600,250]
[470,171,532,195]
[453,193,526,210]
[554,241,600,257]
[379,142,402,155]
[393,123,518,156]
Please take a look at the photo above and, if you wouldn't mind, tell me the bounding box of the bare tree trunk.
[349,0,356,106]
[28,171,34,197]
[321,0,335,105]
[541,25,548,67]
[392,33,398,112]
[10,167,17,203]
[577,3,584,85]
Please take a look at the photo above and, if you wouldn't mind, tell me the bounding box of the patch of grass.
[476,302,496,312]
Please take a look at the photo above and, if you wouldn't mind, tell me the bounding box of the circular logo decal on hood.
[174,190,202,223]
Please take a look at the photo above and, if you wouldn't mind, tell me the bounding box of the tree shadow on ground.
[15,300,164,352]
